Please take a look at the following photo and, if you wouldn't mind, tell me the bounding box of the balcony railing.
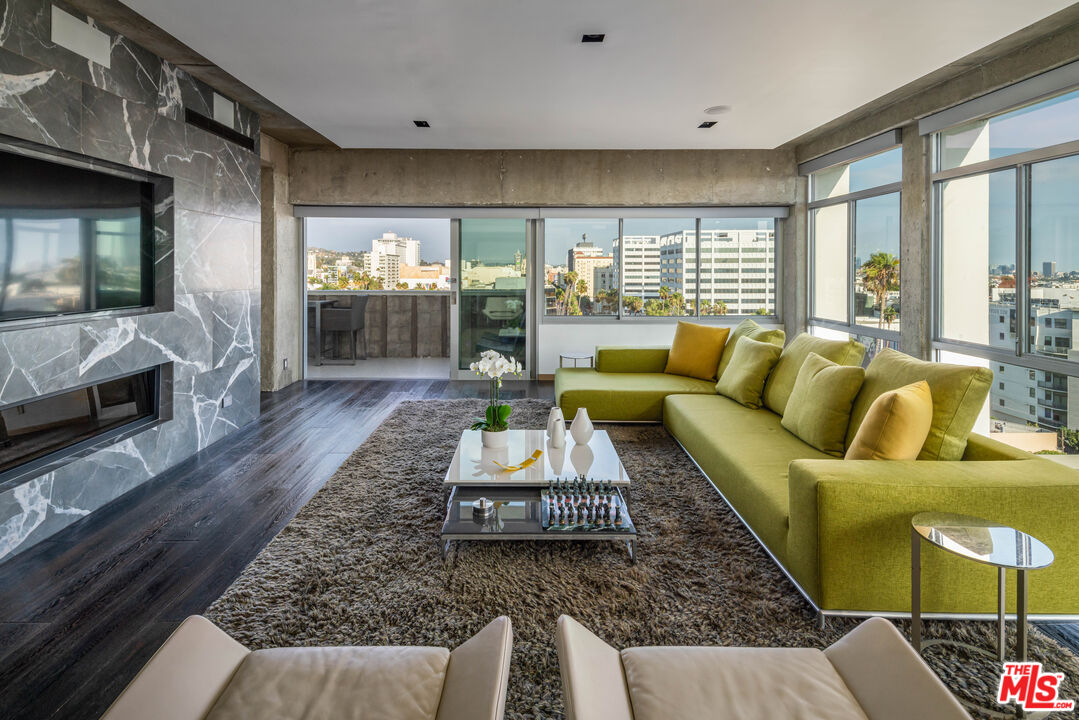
[308,291,450,362]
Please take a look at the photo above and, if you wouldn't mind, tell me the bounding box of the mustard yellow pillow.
[845,380,934,460]
[664,321,731,380]
[715,337,783,409]
[781,352,865,457]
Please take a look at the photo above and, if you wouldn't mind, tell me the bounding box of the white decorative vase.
[547,407,565,439]
[548,410,566,448]
[481,429,508,449]
[570,408,594,445]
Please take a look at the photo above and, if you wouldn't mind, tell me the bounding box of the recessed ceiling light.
[581,33,605,43]
[698,121,717,129]
[413,120,430,128]
[704,105,731,115]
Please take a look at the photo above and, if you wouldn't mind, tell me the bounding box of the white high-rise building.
[567,236,612,299]
[362,251,401,287]
[372,232,420,267]
[614,235,666,300]
[658,229,776,315]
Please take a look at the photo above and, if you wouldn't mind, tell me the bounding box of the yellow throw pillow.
[763,334,866,416]
[845,380,934,460]
[781,352,866,457]
[715,337,783,409]
[664,321,731,380]
[716,318,785,380]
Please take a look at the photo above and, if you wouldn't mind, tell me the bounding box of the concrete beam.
[288,149,797,207]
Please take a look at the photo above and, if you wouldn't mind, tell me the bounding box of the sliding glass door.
[453,219,531,377]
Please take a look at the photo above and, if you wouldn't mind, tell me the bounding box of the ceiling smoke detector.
[704,105,732,115]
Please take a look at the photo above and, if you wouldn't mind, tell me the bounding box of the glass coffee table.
[441,429,637,563]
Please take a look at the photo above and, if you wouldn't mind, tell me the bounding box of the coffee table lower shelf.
[441,486,637,564]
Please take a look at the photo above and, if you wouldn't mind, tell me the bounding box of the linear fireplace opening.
[0,366,162,485]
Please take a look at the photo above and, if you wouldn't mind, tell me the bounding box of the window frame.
[807,147,903,346]
[929,102,1079,380]
[538,211,784,324]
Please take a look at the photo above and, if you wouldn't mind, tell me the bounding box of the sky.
[306,217,450,263]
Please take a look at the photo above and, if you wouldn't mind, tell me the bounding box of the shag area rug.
[207,399,1079,719]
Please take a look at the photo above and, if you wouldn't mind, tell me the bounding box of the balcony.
[307,291,450,379]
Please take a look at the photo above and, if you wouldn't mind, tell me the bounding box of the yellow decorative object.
[492,449,543,472]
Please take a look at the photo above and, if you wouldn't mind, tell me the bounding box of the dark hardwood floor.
[0,377,1075,719]
[0,379,553,720]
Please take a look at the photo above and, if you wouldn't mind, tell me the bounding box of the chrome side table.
[559,353,594,369]
[911,512,1054,662]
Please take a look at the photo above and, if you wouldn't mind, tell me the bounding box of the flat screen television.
[0,147,155,322]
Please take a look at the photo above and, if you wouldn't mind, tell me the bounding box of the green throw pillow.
[715,336,783,409]
[781,352,866,457]
[716,318,785,380]
[763,333,866,416]
[846,348,993,461]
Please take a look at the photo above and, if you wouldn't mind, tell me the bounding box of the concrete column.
[260,135,302,391]
[900,124,932,360]
[781,174,808,339]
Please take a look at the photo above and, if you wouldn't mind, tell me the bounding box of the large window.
[544,219,618,316]
[809,146,902,353]
[932,86,1079,447]
[305,218,450,291]
[542,213,779,321]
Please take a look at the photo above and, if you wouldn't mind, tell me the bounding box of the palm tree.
[860,252,900,331]
[623,295,644,315]
[883,305,898,329]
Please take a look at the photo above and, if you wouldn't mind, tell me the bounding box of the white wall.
[537,320,784,376]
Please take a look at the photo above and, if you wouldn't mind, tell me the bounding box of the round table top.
[559,353,594,359]
[911,512,1054,570]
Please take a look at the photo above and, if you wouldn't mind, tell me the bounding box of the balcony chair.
[320,295,369,362]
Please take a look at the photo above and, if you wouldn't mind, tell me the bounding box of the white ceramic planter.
[481,429,508,448]
[570,408,594,445]
[548,405,565,444]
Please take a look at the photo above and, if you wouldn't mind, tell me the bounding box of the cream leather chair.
[556,615,970,720]
[100,615,512,720]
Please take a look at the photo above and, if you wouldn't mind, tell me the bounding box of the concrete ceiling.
[120,0,1073,150]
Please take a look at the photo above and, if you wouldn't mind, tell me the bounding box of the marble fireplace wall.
[0,0,262,560]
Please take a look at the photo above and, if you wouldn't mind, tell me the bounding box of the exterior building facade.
[372,232,420,267]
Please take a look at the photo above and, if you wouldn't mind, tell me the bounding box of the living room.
[1,0,1079,718]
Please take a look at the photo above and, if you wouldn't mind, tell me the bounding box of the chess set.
[541,477,633,533]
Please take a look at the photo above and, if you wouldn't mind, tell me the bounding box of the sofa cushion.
[556,368,716,422]
[206,646,450,720]
[595,346,669,373]
[621,646,869,720]
[665,321,730,380]
[716,318,785,380]
[845,381,933,460]
[763,334,866,416]
[781,352,865,457]
[715,337,782,409]
[846,349,993,461]
[663,393,831,557]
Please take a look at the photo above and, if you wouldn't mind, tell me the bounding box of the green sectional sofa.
[554,340,1079,617]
